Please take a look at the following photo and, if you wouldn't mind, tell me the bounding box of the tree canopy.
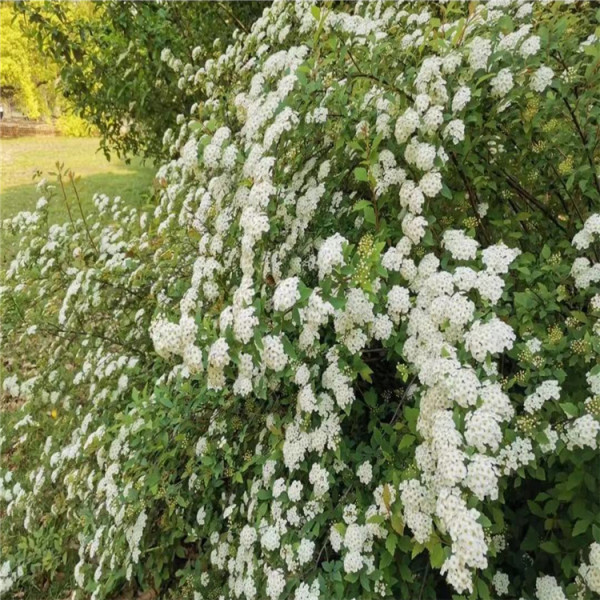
[0,3,58,119]
[16,1,267,158]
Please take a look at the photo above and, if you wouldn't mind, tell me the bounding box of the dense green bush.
[1,2,600,600]
[55,112,98,137]
[15,1,266,160]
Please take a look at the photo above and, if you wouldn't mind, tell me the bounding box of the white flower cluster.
[530,65,554,92]
[443,230,479,261]
[579,543,600,595]
[524,380,561,414]
[571,216,600,316]
[273,277,301,312]
[535,575,567,600]
[465,317,516,363]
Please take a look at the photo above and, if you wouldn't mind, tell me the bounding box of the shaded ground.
[0,136,157,224]
[1,137,159,600]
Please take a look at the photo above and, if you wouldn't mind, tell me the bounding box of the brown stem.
[390,374,418,425]
[501,170,568,232]
[41,322,144,357]
[57,172,76,231]
[418,563,430,600]
[346,47,411,101]
[558,91,600,202]
[472,151,568,233]
[216,2,250,33]
[548,162,585,226]
[68,171,98,254]
[505,193,530,236]
[449,152,491,243]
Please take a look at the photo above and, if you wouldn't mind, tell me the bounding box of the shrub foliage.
[1,2,600,600]
[16,0,266,159]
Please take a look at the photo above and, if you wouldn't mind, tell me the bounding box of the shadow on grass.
[1,169,157,225]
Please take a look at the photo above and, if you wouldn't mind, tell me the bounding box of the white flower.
[443,230,479,261]
[419,172,443,198]
[357,461,373,485]
[309,463,330,498]
[579,543,600,594]
[535,576,567,600]
[464,317,515,362]
[208,338,230,368]
[468,37,492,71]
[444,119,465,144]
[481,243,521,274]
[261,525,281,551]
[261,335,288,371]
[387,286,411,323]
[490,68,514,97]
[530,66,554,92]
[273,277,301,312]
[394,108,420,144]
[520,35,541,58]
[297,538,314,565]
[266,568,286,600]
[317,233,347,280]
[524,380,561,414]
[492,571,510,596]
[452,86,471,112]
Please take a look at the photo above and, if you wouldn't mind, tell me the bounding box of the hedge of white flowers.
[1,2,600,600]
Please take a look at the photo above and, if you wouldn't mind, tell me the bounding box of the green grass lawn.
[0,136,157,224]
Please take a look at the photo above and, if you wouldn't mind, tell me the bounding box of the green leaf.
[540,540,560,554]
[572,519,590,537]
[411,542,425,559]
[380,550,393,569]
[352,199,371,212]
[391,512,405,535]
[398,434,415,451]
[157,394,173,409]
[428,542,445,568]
[363,205,376,225]
[476,579,490,600]
[354,167,369,182]
[560,402,579,418]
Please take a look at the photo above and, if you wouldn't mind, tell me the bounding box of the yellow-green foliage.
[55,111,97,137]
[0,3,58,119]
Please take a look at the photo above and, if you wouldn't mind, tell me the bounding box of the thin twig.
[217,1,250,33]
[69,171,98,254]
[418,564,430,600]
[57,172,76,230]
[390,374,418,425]
[558,91,600,202]
[449,152,491,243]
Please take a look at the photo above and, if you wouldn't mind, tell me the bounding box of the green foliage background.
[15,1,267,158]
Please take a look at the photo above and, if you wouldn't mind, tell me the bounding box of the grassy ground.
[0,136,157,224]
[1,137,157,599]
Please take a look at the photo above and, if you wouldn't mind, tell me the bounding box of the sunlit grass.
[0,136,157,224]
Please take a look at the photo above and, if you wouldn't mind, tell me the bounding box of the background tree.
[0,3,59,119]
[16,1,267,160]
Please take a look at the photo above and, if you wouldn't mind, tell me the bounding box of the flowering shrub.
[1,2,600,600]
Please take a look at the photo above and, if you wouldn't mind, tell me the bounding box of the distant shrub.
[55,111,97,137]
